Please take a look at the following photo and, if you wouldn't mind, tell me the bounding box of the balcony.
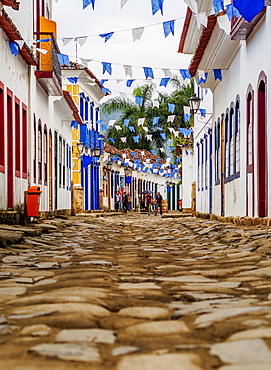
[34,32,62,96]
[231,8,266,40]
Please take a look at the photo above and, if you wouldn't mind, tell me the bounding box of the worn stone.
[20,324,52,337]
[227,327,271,341]
[118,307,171,320]
[117,353,202,370]
[56,329,116,344]
[112,346,139,356]
[124,320,189,336]
[29,343,101,363]
[210,339,271,364]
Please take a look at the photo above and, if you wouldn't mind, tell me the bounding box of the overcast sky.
[53,0,191,100]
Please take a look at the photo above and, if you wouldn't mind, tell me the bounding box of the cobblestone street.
[1,214,271,369]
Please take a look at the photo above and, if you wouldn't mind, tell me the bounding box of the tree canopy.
[102,79,194,158]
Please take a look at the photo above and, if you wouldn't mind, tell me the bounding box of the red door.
[7,90,14,209]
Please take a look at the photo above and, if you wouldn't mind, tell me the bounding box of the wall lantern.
[189,94,201,113]
[124,167,130,175]
[77,142,84,156]
[92,147,101,157]
[106,162,113,171]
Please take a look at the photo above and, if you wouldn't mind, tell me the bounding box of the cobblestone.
[1,214,271,368]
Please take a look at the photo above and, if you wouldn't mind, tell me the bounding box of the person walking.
[145,192,152,216]
[127,193,132,211]
[155,192,163,216]
[123,192,128,213]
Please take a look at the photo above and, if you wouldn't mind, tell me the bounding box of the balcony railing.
[34,32,62,96]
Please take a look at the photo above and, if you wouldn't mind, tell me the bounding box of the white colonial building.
[179,0,271,218]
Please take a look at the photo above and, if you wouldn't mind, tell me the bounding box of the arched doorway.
[257,73,268,217]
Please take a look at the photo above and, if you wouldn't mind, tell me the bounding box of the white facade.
[181,2,271,218]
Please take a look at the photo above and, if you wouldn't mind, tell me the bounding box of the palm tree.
[102,80,194,158]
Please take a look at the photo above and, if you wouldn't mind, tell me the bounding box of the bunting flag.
[36,48,48,55]
[147,135,153,141]
[180,69,191,80]
[9,42,19,56]
[108,138,115,144]
[195,12,208,28]
[83,0,95,10]
[226,4,241,20]
[159,148,165,153]
[214,69,222,81]
[152,100,159,108]
[199,109,206,117]
[121,0,129,8]
[184,114,191,122]
[135,96,144,106]
[100,79,108,85]
[70,121,79,129]
[101,124,107,131]
[99,32,114,42]
[102,62,112,75]
[82,155,93,168]
[168,103,175,113]
[62,37,73,46]
[128,126,135,132]
[183,0,198,13]
[67,77,78,84]
[143,127,149,132]
[36,38,50,43]
[15,40,25,49]
[160,77,170,87]
[57,53,70,66]
[75,36,88,46]
[108,120,116,126]
[81,57,92,66]
[233,0,264,23]
[160,133,166,140]
[198,71,208,85]
[126,79,135,87]
[102,87,111,95]
[213,0,224,14]
[143,67,154,79]
[153,117,159,125]
[183,106,191,115]
[138,118,145,126]
[124,65,133,78]
[133,136,139,143]
[150,150,156,154]
[167,115,175,123]
[132,27,144,42]
[163,69,172,78]
[124,119,130,127]
[115,125,122,130]
[151,0,164,15]
[163,20,175,37]
[121,137,127,142]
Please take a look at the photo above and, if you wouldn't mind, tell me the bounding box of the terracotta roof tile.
[104,143,123,156]
[2,0,19,10]
[178,7,193,53]
[63,90,83,125]
[0,9,37,66]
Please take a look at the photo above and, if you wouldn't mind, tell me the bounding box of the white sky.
[53,0,192,101]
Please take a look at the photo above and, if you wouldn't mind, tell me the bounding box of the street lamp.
[76,142,84,157]
[189,94,201,113]
[106,162,112,171]
[92,147,101,157]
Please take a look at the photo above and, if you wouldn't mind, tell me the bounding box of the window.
[44,126,48,185]
[201,140,204,190]
[15,98,20,177]
[85,100,89,122]
[205,136,208,189]
[235,99,240,174]
[38,121,42,183]
[0,83,4,172]
[33,116,36,183]
[22,105,27,178]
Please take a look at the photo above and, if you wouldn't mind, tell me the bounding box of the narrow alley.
[1,214,271,369]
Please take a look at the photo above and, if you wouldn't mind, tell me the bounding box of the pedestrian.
[151,197,156,213]
[155,191,163,215]
[115,193,120,211]
[178,199,183,212]
[145,192,152,216]
[123,192,128,213]
[127,193,132,211]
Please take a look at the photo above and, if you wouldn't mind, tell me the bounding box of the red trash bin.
[25,186,42,217]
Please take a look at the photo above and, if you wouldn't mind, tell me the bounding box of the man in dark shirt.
[155,192,163,215]
[123,192,128,213]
